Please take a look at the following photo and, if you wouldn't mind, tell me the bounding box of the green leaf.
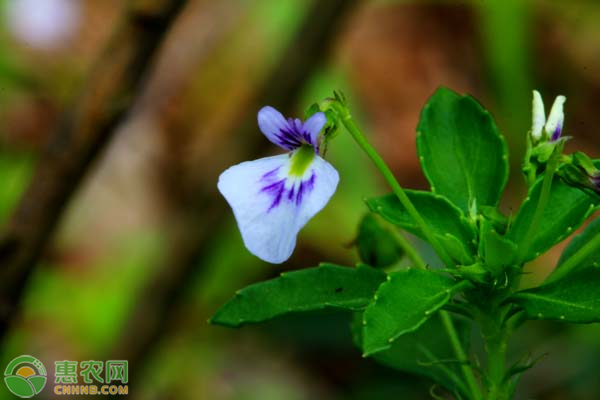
[356,214,404,268]
[416,87,509,212]
[210,264,386,327]
[549,218,600,282]
[352,312,471,397]
[510,268,600,323]
[366,190,476,264]
[478,218,517,274]
[479,205,509,234]
[507,175,598,263]
[362,268,467,356]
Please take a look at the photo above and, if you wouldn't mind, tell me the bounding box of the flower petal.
[218,154,339,263]
[545,95,566,141]
[302,112,327,147]
[258,106,301,151]
[531,90,545,141]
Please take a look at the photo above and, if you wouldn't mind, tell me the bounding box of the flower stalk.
[330,102,455,269]
[331,101,483,400]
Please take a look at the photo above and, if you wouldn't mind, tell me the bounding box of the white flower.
[5,0,80,49]
[218,106,339,264]
[531,90,566,142]
[531,90,545,142]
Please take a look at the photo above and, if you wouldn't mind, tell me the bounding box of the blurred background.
[0,0,599,399]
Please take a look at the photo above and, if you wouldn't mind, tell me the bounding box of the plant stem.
[335,104,482,400]
[333,105,455,269]
[441,311,484,400]
[517,144,563,261]
[522,136,536,187]
[389,229,427,270]
[547,230,600,283]
[480,308,510,400]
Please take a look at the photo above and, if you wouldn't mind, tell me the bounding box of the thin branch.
[0,0,188,340]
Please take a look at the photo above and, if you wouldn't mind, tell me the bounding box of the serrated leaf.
[548,218,600,283]
[416,87,509,212]
[362,268,467,356]
[210,264,386,327]
[507,175,598,263]
[510,268,600,323]
[352,312,471,397]
[366,190,476,264]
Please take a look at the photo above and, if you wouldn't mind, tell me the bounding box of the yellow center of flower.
[289,145,316,177]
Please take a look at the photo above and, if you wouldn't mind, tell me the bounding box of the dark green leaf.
[478,218,517,274]
[507,175,598,263]
[362,268,467,355]
[352,312,471,397]
[210,264,386,327]
[356,214,404,268]
[510,268,600,323]
[366,190,476,264]
[416,87,509,212]
[479,205,509,234]
[549,218,600,282]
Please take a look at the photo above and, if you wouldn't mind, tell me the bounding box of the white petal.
[302,112,327,146]
[545,95,566,140]
[218,154,339,263]
[531,90,545,141]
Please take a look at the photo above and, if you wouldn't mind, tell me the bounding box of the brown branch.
[0,0,188,340]
[107,0,358,391]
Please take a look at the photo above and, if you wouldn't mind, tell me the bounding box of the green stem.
[522,136,536,187]
[441,311,483,400]
[485,335,508,400]
[517,144,563,261]
[547,231,600,283]
[480,308,510,400]
[333,105,455,269]
[334,104,481,400]
[389,229,427,270]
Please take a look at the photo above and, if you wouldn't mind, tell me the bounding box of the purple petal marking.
[257,107,325,153]
[590,176,600,193]
[275,117,321,152]
[302,112,327,147]
[261,167,281,180]
[261,179,286,211]
[551,126,562,141]
[295,172,316,206]
[259,170,317,212]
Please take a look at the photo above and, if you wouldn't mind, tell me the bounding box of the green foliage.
[215,86,600,399]
[510,268,600,323]
[549,218,600,282]
[366,190,476,264]
[416,87,509,213]
[210,264,386,327]
[478,218,517,275]
[356,214,404,268]
[507,175,598,263]
[352,313,471,397]
[361,268,467,356]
